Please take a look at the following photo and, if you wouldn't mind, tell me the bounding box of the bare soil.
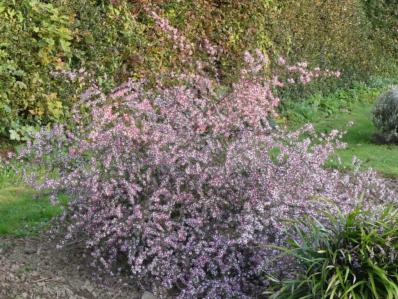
[0,235,141,299]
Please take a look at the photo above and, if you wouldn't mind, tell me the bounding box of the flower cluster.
[150,11,194,58]
[282,62,341,85]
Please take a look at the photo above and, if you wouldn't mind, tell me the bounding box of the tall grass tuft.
[271,204,398,299]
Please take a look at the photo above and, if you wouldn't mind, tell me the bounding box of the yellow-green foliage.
[0,0,73,139]
[361,0,398,65]
[115,0,394,79]
[0,0,397,139]
[65,1,148,86]
[271,0,376,75]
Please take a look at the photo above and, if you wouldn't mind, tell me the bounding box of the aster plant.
[19,12,395,299]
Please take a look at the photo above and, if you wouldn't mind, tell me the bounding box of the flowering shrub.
[19,58,395,297]
[18,14,394,298]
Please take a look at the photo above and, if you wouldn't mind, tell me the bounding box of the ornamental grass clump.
[271,205,398,299]
[373,86,398,144]
[19,13,395,299]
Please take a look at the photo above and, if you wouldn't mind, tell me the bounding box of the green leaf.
[9,129,20,141]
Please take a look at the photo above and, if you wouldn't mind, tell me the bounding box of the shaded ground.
[0,235,142,299]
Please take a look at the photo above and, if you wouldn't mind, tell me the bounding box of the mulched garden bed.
[0,235,142,299]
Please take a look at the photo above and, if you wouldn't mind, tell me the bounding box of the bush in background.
[372,86,398,144]
[271,205,398,299]
[0,0,150,140]
[0,0,73,140]
[361,0,398,67]
[62,0,149,88]
[1,0,398,139]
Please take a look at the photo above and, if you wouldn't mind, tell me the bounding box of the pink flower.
[277,56,286,65]
[68,147,77,156]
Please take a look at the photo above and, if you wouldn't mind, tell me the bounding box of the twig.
[32,277,61,283]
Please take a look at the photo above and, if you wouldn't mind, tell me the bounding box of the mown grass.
[0,157,64,236]
[282,79,398,177]
[0,187,62,236]
[315,103,398,177]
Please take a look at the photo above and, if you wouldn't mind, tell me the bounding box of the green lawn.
[0,186,62,236]
[315,103,398,177]
[0,159,63,236]
[284,82,398,177]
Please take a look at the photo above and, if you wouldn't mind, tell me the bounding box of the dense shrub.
[120,0,394,90]
[1,0,397,139]
[0,0,148,139]
[361,0,398,62]
[271,0,375,76]
[19,49,395,297]
[0,0,73,139]
[55,0,278,87]
[60,0,149,88]
[116,0,395,83]
[271,205,398,299]
[372,86,398,144]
